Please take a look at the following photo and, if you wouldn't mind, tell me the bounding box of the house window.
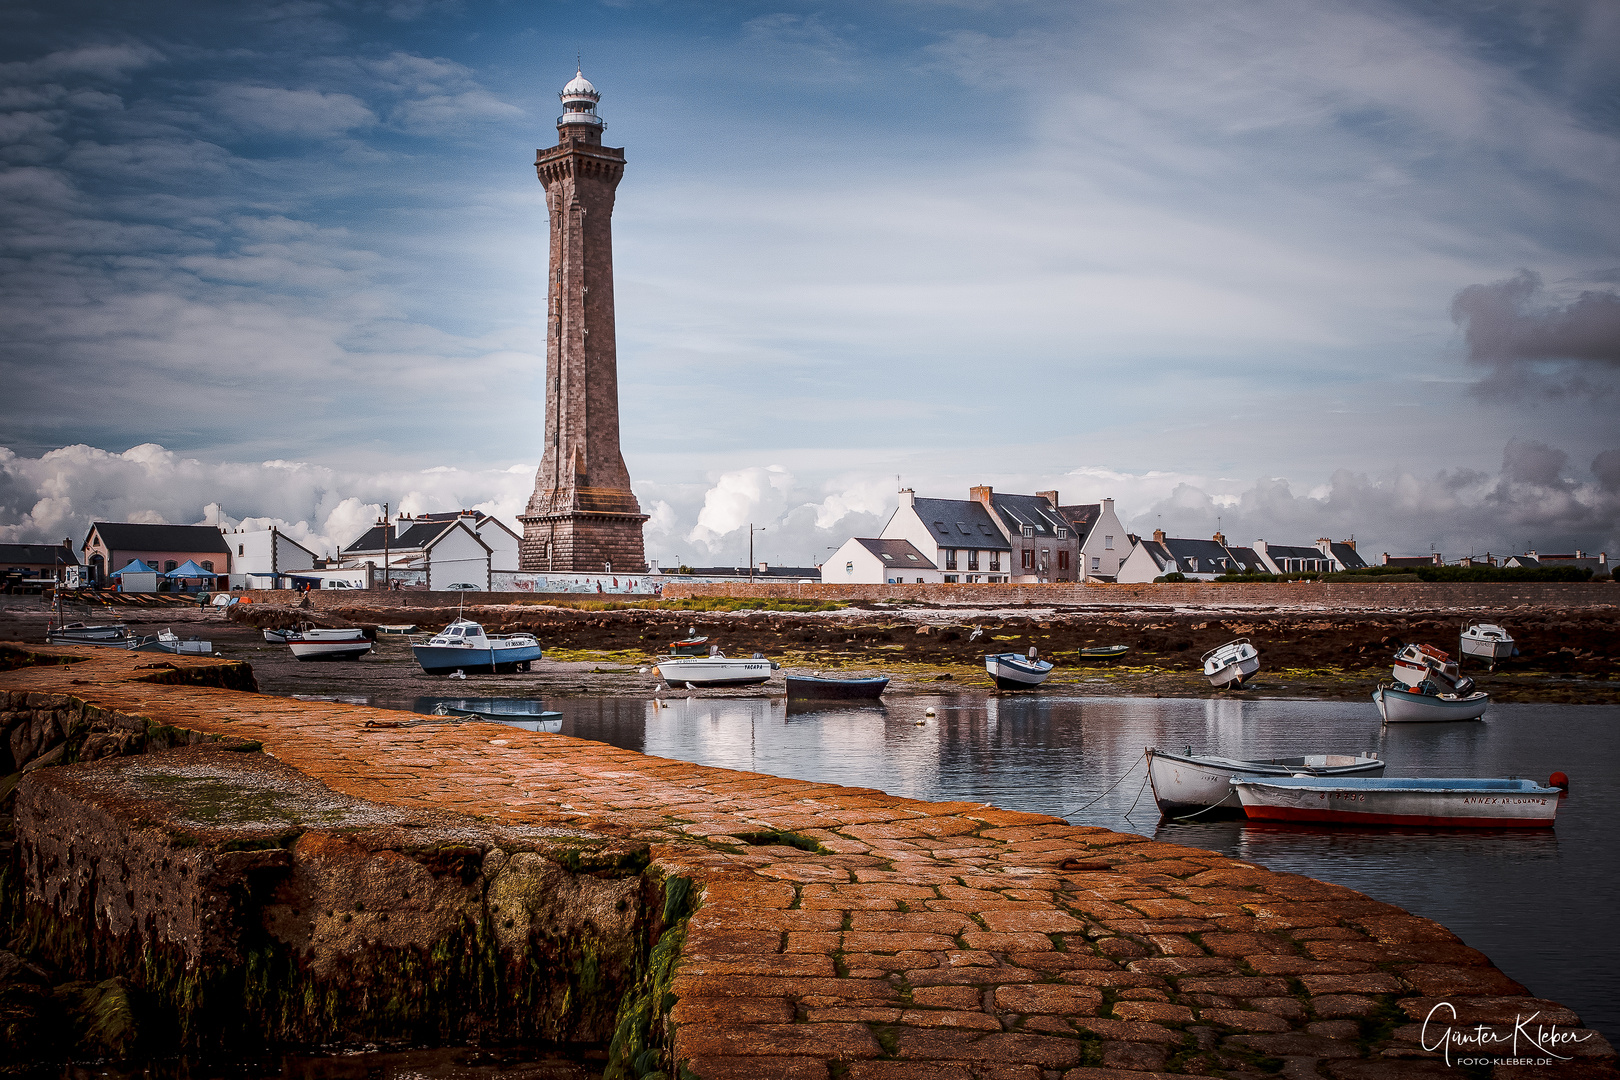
[905,553,918,561]
[1021,549,1033,569]
[1057,551,1069,571]
[989,553,1000,571]
[1056,528,1068,539]
[945,550,958,570]
[164,561,178,572]
[934,521,949,535]
[1091,556,1100,571]
[201,561,214,572]
[1021,524,1034,537]
[967,551,979,571]
[915,577,924,583]
[1188,557,1199,572]
[1105,535,1114,549]
[944,574,958,583]
[238,544,244,556]
[845,561,854,572]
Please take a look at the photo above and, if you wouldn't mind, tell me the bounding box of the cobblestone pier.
[2,643,1615,1079]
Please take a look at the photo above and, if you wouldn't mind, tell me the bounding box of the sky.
[2,0,1618,565]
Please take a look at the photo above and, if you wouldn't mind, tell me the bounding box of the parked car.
[445,582,481,591]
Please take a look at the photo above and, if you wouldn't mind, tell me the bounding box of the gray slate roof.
[1058,504,1100,545]
[1162,537,1238,574]
[990,493,1071,541]
[855,538,937,570]
[1329,543,1368,569]
[1264,544,1333,562]
[343,520,486,554]
[1224,546,1264,573]
[910,498,1011,551]
[1,543,81,567]
[88,522,230,554]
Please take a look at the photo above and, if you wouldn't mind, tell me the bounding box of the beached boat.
[1232,776,1561,827]
[46,622,164,651]
[653,652,775,688]
[289,627,373,662]
[1391,643,1473,692]
[1078,645,1131,660]
[157,629,212,655]
[377,624,418,635]
[1459,622,1515,667]
[666,633,710,657]
[785,673,889,699]
[1374,682,1490,723]
[263,627,296,644]
[985,650,1054,690]
[411,620,540,674]
[1146,747,1386,818]
[1202,638,1260,688]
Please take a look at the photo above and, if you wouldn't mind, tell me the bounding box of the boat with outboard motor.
[1232,775,1561,827]
[1145,746,1386,818]
[46,622,164,651]
[1374,682,1490,722]
[1078,645,1131,660]
[654,648,777,688]
[1202,637,1260,688]
[157,629,212,655]
[1459,622,1515,667]
[411,619,541,674]
[985,649,1054,690]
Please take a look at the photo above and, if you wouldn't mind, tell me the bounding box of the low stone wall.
[2,644,1616,1078]
[662,579,1620,610]
[233,589,626,610]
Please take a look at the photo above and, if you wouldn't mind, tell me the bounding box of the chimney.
[899,487,915,507]
[970,485,993,505]
[1213,531,1226,546]
[1102,497,1113,511]
[757,561,768,573]
[1342,536,1356,551]
[1036,490,1058,508]
[63,538,72,549]
[1153,529,1165,544]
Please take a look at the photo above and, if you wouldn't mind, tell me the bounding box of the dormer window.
[1056,528,1068,540]
[1022,525,1034,537]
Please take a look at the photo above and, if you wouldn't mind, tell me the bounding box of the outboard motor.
[1027,646,1039,661]
[1452,674,1475,696]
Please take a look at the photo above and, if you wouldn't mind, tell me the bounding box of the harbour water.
[323,690,1620,1042]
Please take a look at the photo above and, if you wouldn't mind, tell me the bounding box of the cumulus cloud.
[0,444,534,557]
[1451,269,1620,397]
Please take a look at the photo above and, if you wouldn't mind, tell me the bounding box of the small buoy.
[1550,771,1570,790]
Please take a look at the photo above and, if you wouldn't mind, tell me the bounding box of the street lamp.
[749,524,766,582]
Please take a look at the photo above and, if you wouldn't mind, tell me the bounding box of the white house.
[880,490,1013,583]
[341,514,493,590]
[226,526,317,588]
[823,538,941,584]
[413,511,522,571]
[1253,539,1340,575]
[1116,532,1242,583]
[1059,498,1128,581]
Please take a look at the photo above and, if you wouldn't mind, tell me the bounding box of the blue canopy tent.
[109,559,158,577]
[164,560,213,578]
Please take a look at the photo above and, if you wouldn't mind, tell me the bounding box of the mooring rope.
[1169,785,1241,821]
[1060,755,1146,818]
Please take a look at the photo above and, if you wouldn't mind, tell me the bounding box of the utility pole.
[382,503,390,591]
[749,524,766,582]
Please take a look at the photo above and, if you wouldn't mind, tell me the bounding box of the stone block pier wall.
[2,644,1615,1078]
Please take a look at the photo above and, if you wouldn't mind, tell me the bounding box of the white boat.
[653,652,775,688]
[1232,776,1561,828]
[411,619,541,674]
[288,627,373,662]
[1146,747,1386,818]
[1374,683,1489,723]
[46,622,164,651]
[985,650,1054,690]
[1391,643,1473,693]
[263,628,296,644]
[1202,638,1260,688]
[1459,622,1515,667]
[157,629,212,655]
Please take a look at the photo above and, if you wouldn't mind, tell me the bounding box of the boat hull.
[290,639,372,661]
[1205,653,1260,688]
[1234,777,1559,827]
[985,653,1054,690]
[1201,639,1260,688]
[785,674,889,699]
[412,643,542,674]
[654,656,773,687]
[1459,638,1514,662]
[1078,646,1131,660]
[1374,686,1489,723]
[1146,748,1386,818]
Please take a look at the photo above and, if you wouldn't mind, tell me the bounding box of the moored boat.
[263,628,296,644]
[1392,643,1473,693]
[1202,637,1260,688]
[1459,622,1514,667]
[1374,682,1489,723]
[1146,747,1386,818]
[46,622,164,651]
[1078,645,1131,660]
[157,629,212,655]
[411,620,540,674]
[785,673,889,699]
[667,633,710,657]
[1232,776,1561,827]
[985,650,1054,690]
[289,627,373,662]
[653,652,775,688]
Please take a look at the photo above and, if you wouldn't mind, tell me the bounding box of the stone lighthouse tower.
[519,70,648,573]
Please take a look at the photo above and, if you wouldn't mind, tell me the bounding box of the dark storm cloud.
[1451,269,1620,397]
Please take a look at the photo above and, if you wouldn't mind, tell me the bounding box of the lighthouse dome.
[561,70,599,103]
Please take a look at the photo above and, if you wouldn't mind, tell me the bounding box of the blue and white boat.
[1374,682,1489,723]
[412,620,542,675]
[985,650,1054,690]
